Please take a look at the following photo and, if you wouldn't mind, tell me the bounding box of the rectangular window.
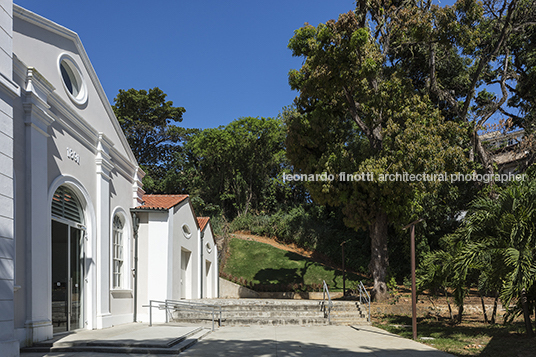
[113,216,124,289]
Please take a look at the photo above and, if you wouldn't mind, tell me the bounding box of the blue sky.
[15,1,356,130]
[15,1,458,130]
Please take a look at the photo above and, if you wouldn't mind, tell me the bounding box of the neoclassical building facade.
[0,2,218,355]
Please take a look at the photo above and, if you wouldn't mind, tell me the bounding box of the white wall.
[172,200,200,300]
[145,211,169,323]
[0,0,20,355]
[201,223,218,298]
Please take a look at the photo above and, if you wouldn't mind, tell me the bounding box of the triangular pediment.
[12,5,137,165]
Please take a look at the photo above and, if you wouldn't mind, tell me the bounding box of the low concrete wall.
[219,278,259,298]
[218,279,344,300]
[371,302,505,317]
[257,291,344,300]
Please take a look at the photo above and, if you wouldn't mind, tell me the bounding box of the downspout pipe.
[200,230,204,299]
[131,212,140,322]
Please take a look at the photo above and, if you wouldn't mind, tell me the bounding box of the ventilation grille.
[52,186,83,223]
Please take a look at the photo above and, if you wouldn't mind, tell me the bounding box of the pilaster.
[95,133,113,328]
[23,67,54,344]
[132,166,145,207]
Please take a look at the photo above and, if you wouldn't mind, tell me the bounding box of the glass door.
[70,226,83,330]
[52,220,84,333]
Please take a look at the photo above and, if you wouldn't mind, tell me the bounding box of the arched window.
[112,215,124,289]
[52,186,84,224]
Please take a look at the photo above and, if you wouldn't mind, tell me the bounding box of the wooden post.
[403,219,423,340]
[341,241,346,296]
[410,224,417,340]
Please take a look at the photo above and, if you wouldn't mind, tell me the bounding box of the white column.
[23,69,54,345]
[0,1,20,354]
[95,133,113,328]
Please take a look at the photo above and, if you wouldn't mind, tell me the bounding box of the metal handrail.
[144,300,222,331]
[357,281,371,322]
[321,280,333,323]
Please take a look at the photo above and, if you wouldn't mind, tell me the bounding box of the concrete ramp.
[22,323,211,355]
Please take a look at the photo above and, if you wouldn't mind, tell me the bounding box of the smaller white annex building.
[0,2,217,355]
[133,195,218,324]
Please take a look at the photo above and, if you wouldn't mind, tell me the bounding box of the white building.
[133,195,218,323]
[0,2,217,355]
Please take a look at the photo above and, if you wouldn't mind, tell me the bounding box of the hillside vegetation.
[221,237,364,292]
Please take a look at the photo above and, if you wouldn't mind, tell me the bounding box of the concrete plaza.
[21,324,453,357]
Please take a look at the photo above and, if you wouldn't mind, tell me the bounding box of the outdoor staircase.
[173,299,370,326]
[329,300,369,325]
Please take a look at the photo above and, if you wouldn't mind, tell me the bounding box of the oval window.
[58,54,87,105]
[182,224,192,238]
[206,242,213,253]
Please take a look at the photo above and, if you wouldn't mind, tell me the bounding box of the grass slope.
[222,237,362,291]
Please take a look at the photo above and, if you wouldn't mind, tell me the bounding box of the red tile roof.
[197,217,210,231]
[137,194,188,210]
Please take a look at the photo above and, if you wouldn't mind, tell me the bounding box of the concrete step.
[221,317,330,326]
[171,299,371,326]
[22,325,211,355]
[329,318,369,326]
[176,311,325,318]
[215,305,323,311]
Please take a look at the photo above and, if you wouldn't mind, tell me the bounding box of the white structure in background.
[480,129,528,174]
[0,2,217,353]
[133,195,218,323]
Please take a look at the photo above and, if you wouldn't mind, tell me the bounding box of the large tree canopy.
[286,0,536,301]
[287,6,467,300]
[113,87,186,193]
[391,0,536,170]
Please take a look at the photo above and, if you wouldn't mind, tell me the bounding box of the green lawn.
[222,237,363,291]
[374,315,536,356]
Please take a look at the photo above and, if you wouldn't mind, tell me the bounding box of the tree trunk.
[491,292,499,324]
[480,292,488,324]
[521,288,534,337]
[369,210,389,301]
[457,303,464,323]
[474,131,494,174]
[445,288,453,321]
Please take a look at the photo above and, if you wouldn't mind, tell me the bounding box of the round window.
[206,242,213,253]
[58,54,87,105]
[182,224,192,238]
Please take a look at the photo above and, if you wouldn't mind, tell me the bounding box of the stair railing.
[145,299,222,331]
[321,280,333,323]
[357,281,371,322]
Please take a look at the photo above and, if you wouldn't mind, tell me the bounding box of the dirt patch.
[231,231,315,257]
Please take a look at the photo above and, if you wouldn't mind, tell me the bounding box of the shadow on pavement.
[183,337,452,356]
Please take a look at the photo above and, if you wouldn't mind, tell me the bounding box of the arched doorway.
[51,186,86,333]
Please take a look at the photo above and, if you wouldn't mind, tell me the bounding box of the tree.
[417,238,466,322]
[392,0,536,172]
[287,8,468,300]
[186,116,289,218]
[445,174,536,336]
[113,87,186,192]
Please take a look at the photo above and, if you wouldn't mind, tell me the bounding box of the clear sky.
[14,1,357,129]
[15,1,458,130]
